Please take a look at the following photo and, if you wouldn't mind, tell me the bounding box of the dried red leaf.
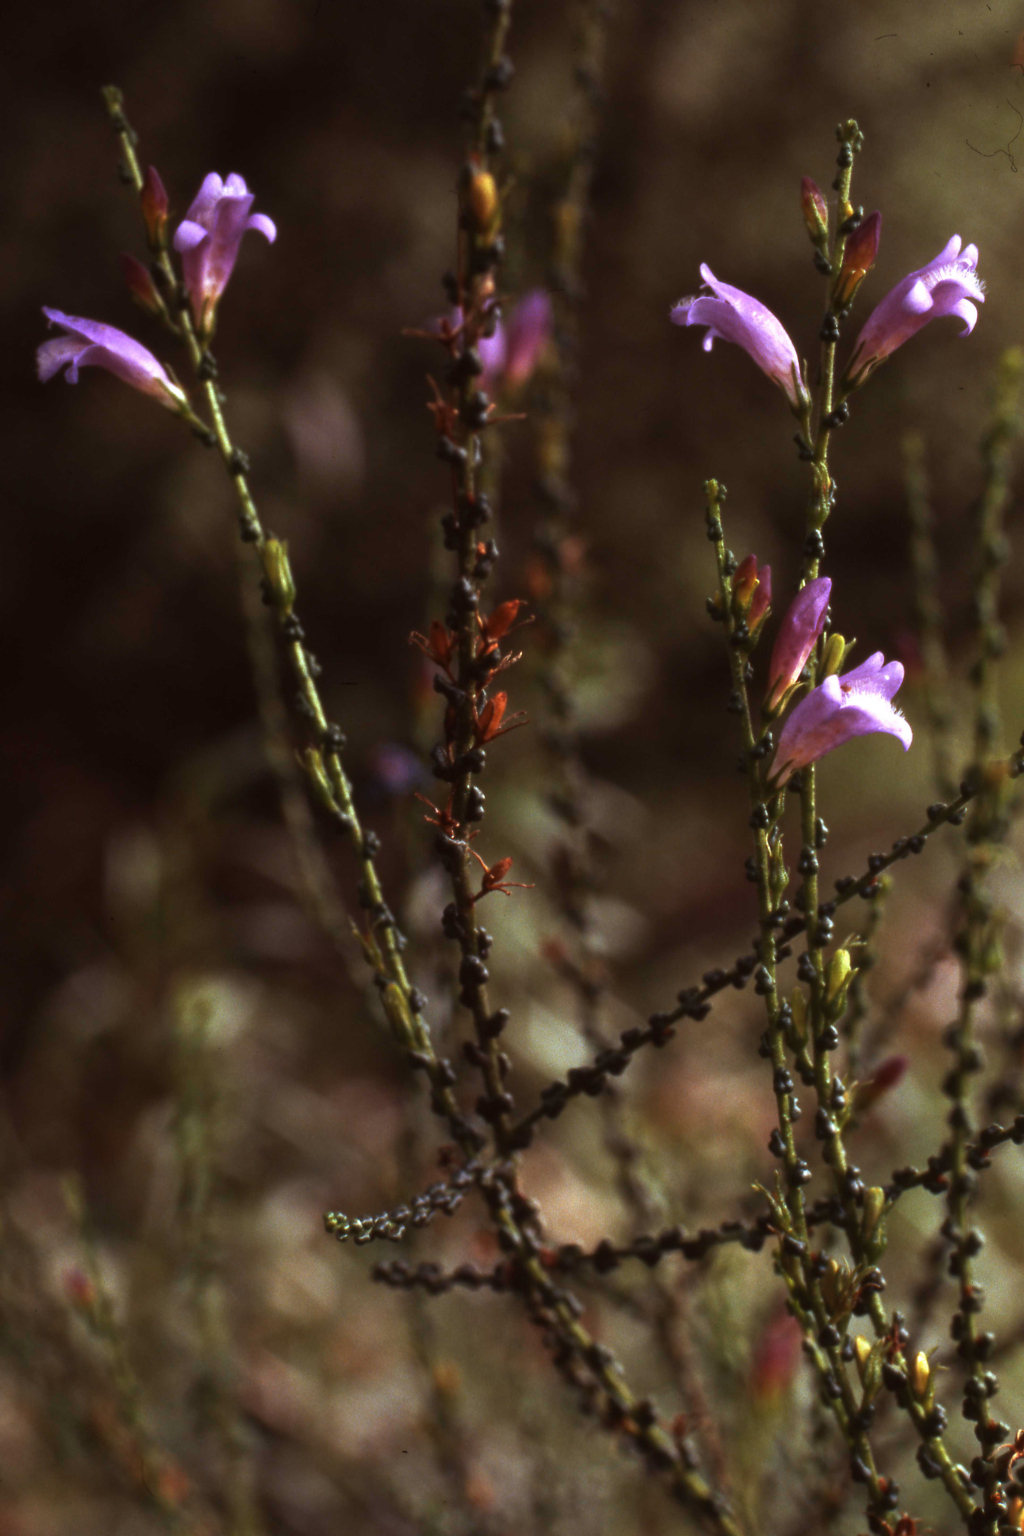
[473,690,528,743]
[482,599,526,642]
[410,619,456,672]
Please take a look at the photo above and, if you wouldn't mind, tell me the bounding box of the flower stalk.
[99,86,481,1155]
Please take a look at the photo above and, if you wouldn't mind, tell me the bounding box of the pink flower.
[456,290,552,396]
[770,653,912,786]
[764,577,831,715]
[670,265,808,412]
[173,172,276,336]
[843,235,984,387]
[504,290,553,389]
[37,308,187,410]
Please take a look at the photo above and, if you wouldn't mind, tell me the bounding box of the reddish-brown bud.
[731,554,772,638]
[140,165,169,249]
[119,252,163,317]
[833,210,881,308]
[851,1053,908,1115]
[800,176,829,245]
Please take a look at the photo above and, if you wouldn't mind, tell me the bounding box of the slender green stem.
[101,86,480,1156]
[799,119,863,585]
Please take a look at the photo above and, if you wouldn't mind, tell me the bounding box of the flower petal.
[184,172,225,225]
[770,650,912,783]
[173,219,209,253]
[671,266,803,409]
[903,278,933,316]
[245,212,277,243]
[36,335,86,382]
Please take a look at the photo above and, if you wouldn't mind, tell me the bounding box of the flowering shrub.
[11,11,1024,1536]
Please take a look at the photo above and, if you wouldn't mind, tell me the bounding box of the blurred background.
[4,2,1024,1532]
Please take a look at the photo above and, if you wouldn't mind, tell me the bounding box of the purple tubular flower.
[844,235,984,387]
[765,576,831,714]
[36,308,187,410]
[670,265,808,412]
[173,172,277,335]
[504,289,552,389]
[770,652,912,787]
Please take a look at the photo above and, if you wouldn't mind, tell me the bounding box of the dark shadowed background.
[3,3,1024,1533]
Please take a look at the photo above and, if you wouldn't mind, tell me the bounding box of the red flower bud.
[140,165,169,250]
[833,211,881,308]
[119,252,163,316]
[800,176,829,245]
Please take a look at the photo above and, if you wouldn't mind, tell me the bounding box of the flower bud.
[851,1052,907,1116]
[262,538,296,613]
[833,211,881,309]
[764,577,831,715]
[825,947,852,1002]
[861,1186,888,1261]
[732,555,772,637]
[800,177,829,246]
[824,948,857,1022]
[854,1334,883,1402]
[911,1350,932,1403]
[120,252,163,317]
[140,165,169,250]
[463,158,500,235]
[820,631,848,679]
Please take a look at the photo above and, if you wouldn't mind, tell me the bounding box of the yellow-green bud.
[911,1350,932,1402]
[861,1186,888,1260]
[853,1335,883,1402]
[821,632,847,679]
[826,948,852,1002]
[262,538,296,613]
[853,1335,871,1380]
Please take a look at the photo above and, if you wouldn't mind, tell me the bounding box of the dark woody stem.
[102,91,741,1532]
[786,129,863,1205]
[791,759,974,1522]
[702,480,907,1523]
[512,729,1024,1143]
[538,1113,1024,1276]
[532,5,721,1472]
[798,118,863,585]
[940,349,1022,1533]
[786,129,982,1522]
[100,86,482,1156]
[841,874,890,1083]
[426,2,523,1153]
